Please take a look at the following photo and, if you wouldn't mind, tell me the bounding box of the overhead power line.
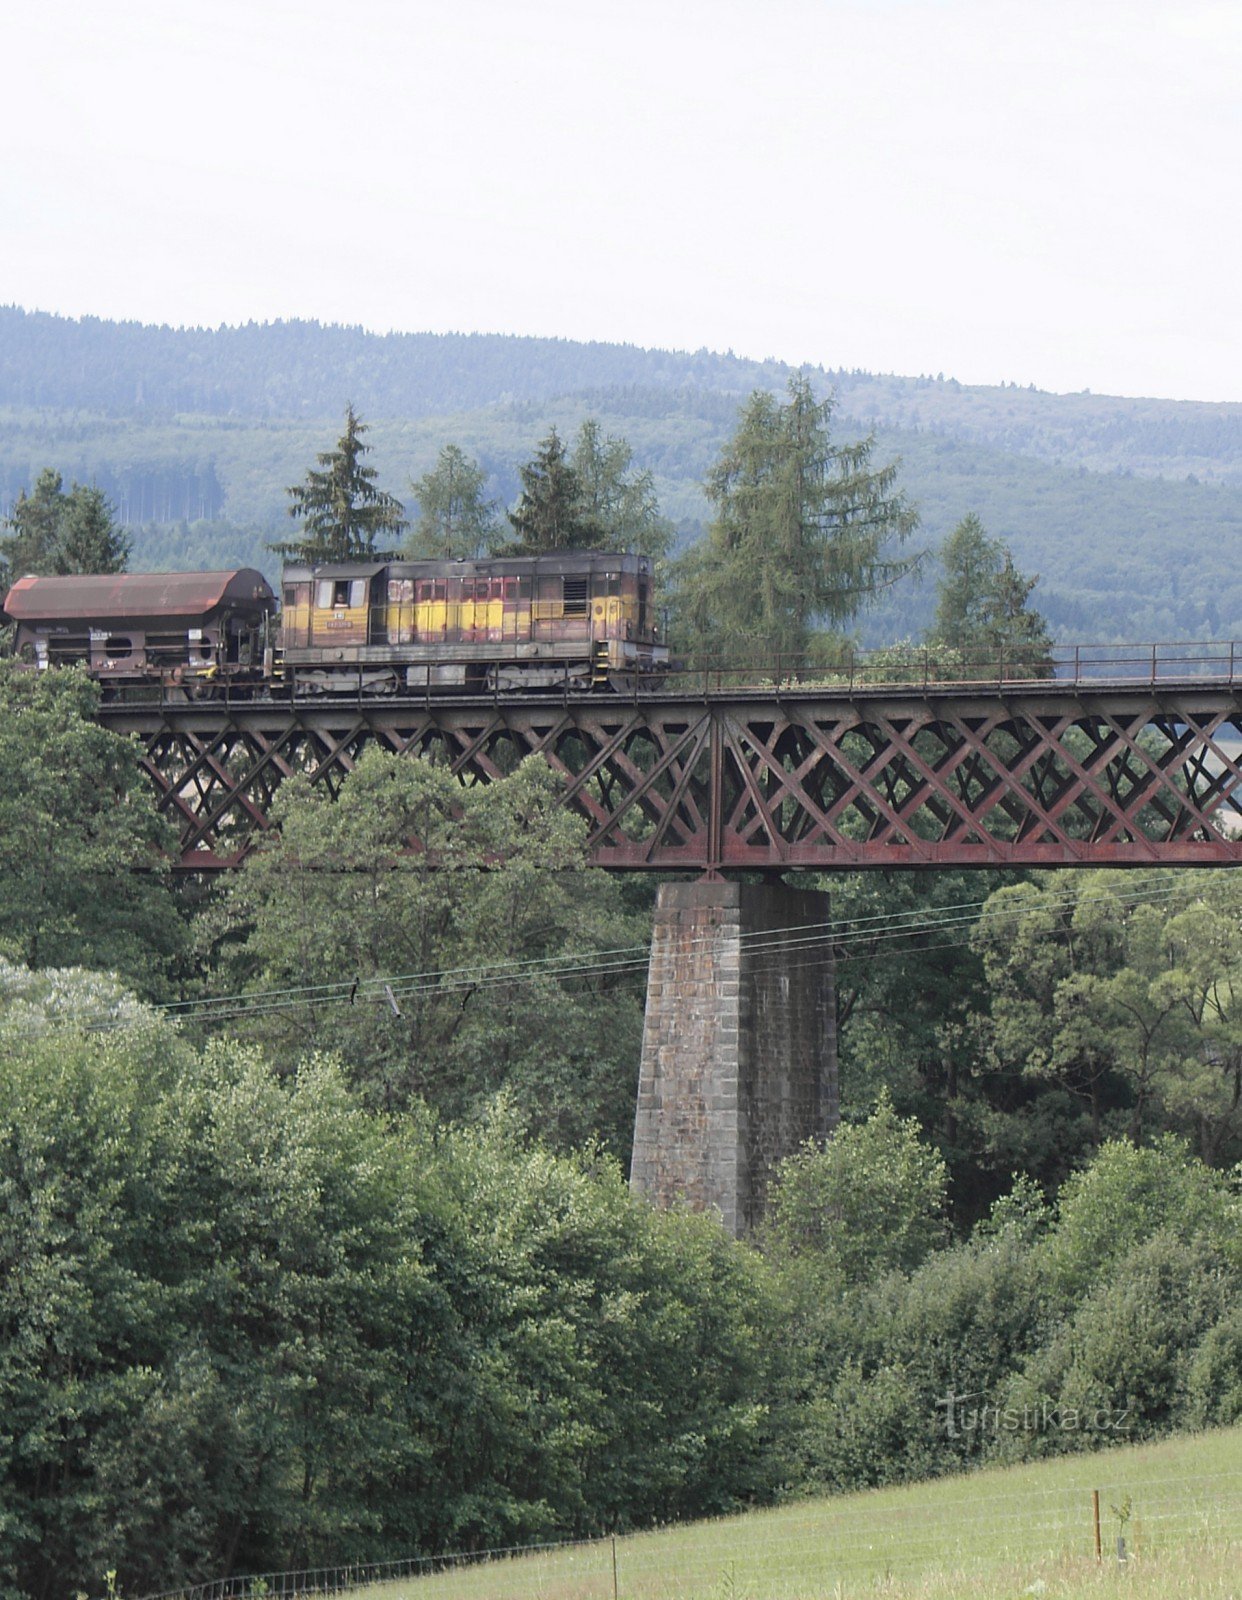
[33,869,1205,1038]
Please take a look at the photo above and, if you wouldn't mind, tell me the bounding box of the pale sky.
[2,0,1238,402]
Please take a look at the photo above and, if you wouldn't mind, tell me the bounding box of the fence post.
[1092,1489,1102,1560]
[612,1533,619,1600]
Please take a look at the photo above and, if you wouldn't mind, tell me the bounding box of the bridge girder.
[98,681,1242,872]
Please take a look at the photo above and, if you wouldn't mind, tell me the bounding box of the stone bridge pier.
[630,881,838,1236]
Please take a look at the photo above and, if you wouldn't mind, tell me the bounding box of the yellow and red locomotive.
[281,550,666,693]
[2,551,669,696]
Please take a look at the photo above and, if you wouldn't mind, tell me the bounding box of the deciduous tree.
[972,871,1242,1164]
[206,748,646,1154]
[765,1092,949,1284]
[0,661,183,989]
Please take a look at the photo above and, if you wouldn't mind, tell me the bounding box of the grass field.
[343,1425,1242,1600]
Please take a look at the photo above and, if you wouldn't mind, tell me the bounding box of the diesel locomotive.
[2,551,670,696]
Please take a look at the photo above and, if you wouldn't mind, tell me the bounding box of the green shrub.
[1002,1230,1238,1457]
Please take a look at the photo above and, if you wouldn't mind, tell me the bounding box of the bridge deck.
[98,676,1242,872]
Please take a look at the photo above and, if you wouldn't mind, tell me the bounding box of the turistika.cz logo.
[934,1390,1132,1438]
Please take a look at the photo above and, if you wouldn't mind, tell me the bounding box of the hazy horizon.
[2,0,1238,405]
[6,302,1239,412]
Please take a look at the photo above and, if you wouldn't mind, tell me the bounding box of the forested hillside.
[3,306,1240,640]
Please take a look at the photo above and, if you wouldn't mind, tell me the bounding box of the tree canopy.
[570,419,673,559]
[0,661,183,989]
[929,512,1054,674]
[972,870,1242,1162]
[671,375,919,665]
[406,443,499,558]
[272,403,407,562]
[205,747,647,1154]
[505,427,596,553]
[0,468,129,587]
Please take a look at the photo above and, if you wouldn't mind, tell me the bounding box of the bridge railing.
[663,640,1242,698]
[101,640,1242,711]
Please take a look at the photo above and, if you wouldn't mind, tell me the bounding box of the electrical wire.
[34,867,1211,1037]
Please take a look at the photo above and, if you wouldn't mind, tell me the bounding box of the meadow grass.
[344,1424,1242,1600]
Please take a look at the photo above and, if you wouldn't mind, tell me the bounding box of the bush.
[1041,1137,1239,1298]
[0,996,783,1597]
[1001,1230,1238,1457]
[1183,1304,1242,1428]
[765,1092,949,1287]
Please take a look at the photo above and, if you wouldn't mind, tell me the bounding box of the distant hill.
[2,306,1240,642]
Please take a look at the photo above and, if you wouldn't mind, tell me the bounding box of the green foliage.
[928,512,1053,675]
[504,427,596,553]
[0,1005,778,1596]
[671,375,919,664]
[272,404,407,562]
[1184,1303,1242,1427]
[818,867,1034,1227]
[972,872,1242,1164]
[765,1093,948,1286]
[206,748,645,1155]
[569,419,674,559]
[775,1140,1242,1498]
[1004,1230,1238,1453]
[406,443,498,558]
[0,662,184,989]
[0,466,128,586]
[1040,1136,1239,1298]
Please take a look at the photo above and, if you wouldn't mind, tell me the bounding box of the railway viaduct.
[101,653,1242,1233]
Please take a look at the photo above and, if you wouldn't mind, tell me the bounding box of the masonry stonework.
[630,880,838,1236]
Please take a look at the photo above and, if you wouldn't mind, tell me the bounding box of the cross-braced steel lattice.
[99,681,1242,871]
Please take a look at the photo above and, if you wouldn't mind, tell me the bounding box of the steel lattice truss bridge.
[100,663,1242,873]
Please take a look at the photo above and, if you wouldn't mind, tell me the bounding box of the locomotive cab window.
[562,576,588,616]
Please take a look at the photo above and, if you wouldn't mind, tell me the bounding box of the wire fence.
[127,1466,1242,1600]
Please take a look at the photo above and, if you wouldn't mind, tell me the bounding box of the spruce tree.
[56,485,131,575]
[273,404,407,562]
[930,513,1053,675]
[0,469,129,586]
[506,428,598,553]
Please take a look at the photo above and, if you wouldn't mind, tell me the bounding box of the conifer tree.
[406,444,498,559]
[506,428,598,553]
[672,376,919,664]
[55,484,131,575]
[272,404,407,562]
[930,513,1053,674]
[0,469,129,587]
[570,419,673,559]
